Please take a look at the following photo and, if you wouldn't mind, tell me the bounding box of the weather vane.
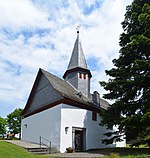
[76,25,80,33]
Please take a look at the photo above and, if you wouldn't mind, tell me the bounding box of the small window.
[83,74,86,79]
[79,73,82,79]
[67,73,75,79]
[92,111,97,121]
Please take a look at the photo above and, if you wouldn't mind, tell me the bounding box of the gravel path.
[49,152,104,157]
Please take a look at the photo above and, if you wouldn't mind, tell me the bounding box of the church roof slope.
[41,69,99,111]
[22,68,101,118]
[100,98,109,110]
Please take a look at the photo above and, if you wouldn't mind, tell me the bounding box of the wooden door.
[75,130,83,151]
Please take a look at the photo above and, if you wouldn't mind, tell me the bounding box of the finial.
[76,25,80,34]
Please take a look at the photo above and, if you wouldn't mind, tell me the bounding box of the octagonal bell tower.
[63,30,92,98]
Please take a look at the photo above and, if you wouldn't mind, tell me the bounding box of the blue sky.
[0,0,132,118]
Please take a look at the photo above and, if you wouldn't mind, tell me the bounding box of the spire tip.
[76,25,80,34]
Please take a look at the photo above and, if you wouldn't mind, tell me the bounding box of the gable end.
[22,69,63,117]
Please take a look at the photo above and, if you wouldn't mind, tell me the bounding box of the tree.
[0,116,7,138]
[7,108,23,138]
[100,0,150,147]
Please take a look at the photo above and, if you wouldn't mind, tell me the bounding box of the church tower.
[63,30,92,98]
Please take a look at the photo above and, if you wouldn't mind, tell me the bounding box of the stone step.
[27,147,50,155]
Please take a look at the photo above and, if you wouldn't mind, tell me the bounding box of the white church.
[21,30,125,153]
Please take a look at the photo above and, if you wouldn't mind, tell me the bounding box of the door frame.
[72,127,86,151]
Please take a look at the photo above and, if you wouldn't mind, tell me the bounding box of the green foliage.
[0,141,50,158]
[7,108,23,138]
[108,152,120,158]
[0,116,7,137]
[100,148,150,157]
[100,0,150,147]
[122,155,148,158]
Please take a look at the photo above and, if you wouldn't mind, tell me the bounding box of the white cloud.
[0,0,133,117]
[0,0,50,30]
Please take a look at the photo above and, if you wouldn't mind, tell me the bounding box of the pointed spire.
[67,30,88,70]
[63,28,92,97]
[76,25,80,34]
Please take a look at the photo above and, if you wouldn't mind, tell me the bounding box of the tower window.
[79,73,82,79]
[83,74,86,79]
[67,73,75,79]
[92,111,97,121]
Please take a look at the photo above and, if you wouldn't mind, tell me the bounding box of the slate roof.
[99,98,109,110]
[22,68,103,117]
[67,32,88,70]
[41,69,99,110]
[43,69,109,110]
[63,31,92,79]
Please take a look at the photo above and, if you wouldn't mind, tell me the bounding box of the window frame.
[92,111,97,121]
[79,73,82,79]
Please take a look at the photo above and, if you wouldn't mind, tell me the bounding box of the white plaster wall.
[21,105,62,151]
[86,113,115,149]
[60,104,114,153]
[21,103,125,153]
[60,104,86,153]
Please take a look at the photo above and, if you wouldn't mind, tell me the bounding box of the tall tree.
[0,117,7,138]
[7,108,23,138]
[100,0,150,147]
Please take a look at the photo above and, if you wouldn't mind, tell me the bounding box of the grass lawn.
[0,141,54,158]
[0,140,149,158]
[89,148,150,157]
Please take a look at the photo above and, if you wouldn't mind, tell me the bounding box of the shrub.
[109,152,120,158]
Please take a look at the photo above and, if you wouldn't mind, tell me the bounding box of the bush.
[107,153,148,158]
[108,153,120,158]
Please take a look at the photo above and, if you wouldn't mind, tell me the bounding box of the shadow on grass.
[87,148,150,156]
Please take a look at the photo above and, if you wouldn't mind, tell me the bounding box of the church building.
[21,30,125,153]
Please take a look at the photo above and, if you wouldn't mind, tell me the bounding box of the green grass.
[105,152,148,158]
[0,141,53,158]
[126,144,149,148]
[89,148,150,157]
[0,141,149,158]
